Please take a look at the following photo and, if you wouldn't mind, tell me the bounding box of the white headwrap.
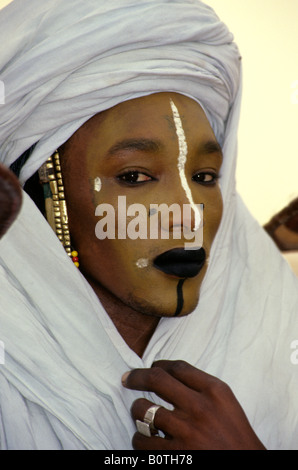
[0,0,298,450]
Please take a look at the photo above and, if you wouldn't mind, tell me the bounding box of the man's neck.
[86,277,160,357]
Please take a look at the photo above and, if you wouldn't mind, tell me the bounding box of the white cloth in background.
[0,0,298,450]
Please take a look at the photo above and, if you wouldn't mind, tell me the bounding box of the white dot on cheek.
[94,177,102,192]
[136,258,149,269]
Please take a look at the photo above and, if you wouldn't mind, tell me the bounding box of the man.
[0,0,297,450]
[264,199,298,276]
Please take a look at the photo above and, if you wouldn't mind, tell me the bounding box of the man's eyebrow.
[105,137,222,159]
[106,138,163,158]
[200,140,223,157]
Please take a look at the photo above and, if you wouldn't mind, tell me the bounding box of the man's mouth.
[153,247,206,278]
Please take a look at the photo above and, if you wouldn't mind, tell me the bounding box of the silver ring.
[136,405,161,437]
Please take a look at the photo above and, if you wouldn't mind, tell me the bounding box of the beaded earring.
[39,150,80,268]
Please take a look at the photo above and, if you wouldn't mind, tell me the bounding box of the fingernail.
[121,371,131,386]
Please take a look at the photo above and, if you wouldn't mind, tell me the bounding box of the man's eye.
[192,172,219,185]
[117,171,153,185]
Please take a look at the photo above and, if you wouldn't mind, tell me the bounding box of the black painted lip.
[153,247,206,278]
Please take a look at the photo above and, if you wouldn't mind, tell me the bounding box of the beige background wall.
[1,0,297,225]
[205,0,298,224]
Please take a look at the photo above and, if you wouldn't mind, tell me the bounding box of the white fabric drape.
[0,0,298,450]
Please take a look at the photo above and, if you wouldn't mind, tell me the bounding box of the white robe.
[0,0,298,450]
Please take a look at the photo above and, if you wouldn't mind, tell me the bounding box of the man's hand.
[0,164,22,239]
[122,360,266,450]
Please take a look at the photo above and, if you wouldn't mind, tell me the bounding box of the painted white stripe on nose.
[170,99,200,231]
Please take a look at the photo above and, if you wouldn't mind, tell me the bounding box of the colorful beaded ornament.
[39,150,79,268]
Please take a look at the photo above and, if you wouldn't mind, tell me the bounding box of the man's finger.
[130,397,175,437]
[122,366,198,411]
[152,360,223,393]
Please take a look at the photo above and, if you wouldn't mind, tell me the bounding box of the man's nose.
[157,177,202,236]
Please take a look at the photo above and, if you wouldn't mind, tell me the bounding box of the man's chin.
[126,294,199,319]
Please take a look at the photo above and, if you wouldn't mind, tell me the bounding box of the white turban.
[0,0,298,451]
[0,0,240,187]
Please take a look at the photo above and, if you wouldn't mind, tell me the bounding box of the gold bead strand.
[52,151,72,256]
[39,151,79,267]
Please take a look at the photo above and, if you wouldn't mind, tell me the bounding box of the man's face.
[61,93,223,318]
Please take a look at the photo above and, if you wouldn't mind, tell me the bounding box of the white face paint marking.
[136,258,149,269]
[94,177,102,192]
[170,99,201,231]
